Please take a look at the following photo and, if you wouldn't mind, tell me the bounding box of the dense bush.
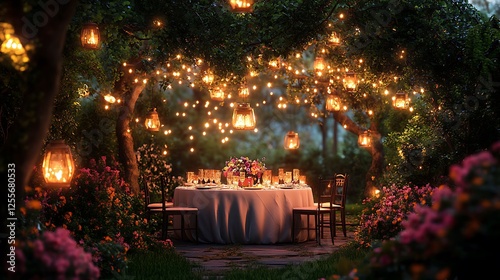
[355,184,434,246]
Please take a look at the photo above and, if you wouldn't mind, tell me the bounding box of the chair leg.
[332,210,337,237]
[330,210,335,245]
[181,215,185,241]
[341,209,347,237]
[291,212,295,243]
[316,213,320,246]
[306,215,311,240]
[161,212,168,240]
[195,212,199,243]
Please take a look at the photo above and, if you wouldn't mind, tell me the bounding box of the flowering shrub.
[32,156,165,277]
[222,156,266,177]
[336,141,500,279]
[136,143,177,199]
[355,184,434,246]
[14,228,100,280]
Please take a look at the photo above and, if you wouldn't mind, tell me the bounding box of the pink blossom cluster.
[17,228,100,279]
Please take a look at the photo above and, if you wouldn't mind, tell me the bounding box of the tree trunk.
[115,77,145,194]
[365,132,384,196]
[319,118,328,169]
[332,118,338,156]
[0,0,78,267]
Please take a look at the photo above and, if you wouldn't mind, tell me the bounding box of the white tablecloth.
[173,186,315,244]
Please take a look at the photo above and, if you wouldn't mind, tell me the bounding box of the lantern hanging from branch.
[392,92,409,109]
[343,72,358,92]
[284,131,300,150]
[145,108,160,132]
[238,85,250,99]
[229,0,254,13]
[80,23,100,49]
[313,56,327,77]
[328,32,341,46]
[326,92,342,112]
[202,70,215,85]
[232,103,256,130]
[42,140,75,187]
[358,130,372,148]
[210,87,225,102]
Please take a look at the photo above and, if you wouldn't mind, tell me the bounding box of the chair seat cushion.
[313,202,342,208]
[149,207,198,213]
[148,202,174,208]
[293,206,331,213]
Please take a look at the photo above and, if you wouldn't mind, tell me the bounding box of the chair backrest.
[316,178,334,208]
[331,173,348,207]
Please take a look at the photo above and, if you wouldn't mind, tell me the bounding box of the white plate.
[196,186,214,189]
[279,186,294,189]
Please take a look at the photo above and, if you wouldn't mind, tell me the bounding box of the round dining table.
[173,186,315,244]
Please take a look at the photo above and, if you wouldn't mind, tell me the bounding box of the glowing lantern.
[80,23,100,49]
[326,93,341,112]
[313,56,327,77]
[358,131,371,148]
[328,32,341,46]
[229,0,254,13]
[284,131,300,150]
[42,140,75,187]
[202,70,215,85]
[145,108,160,132]
[343,72,358,92]
[392,92,409,109]
[238,85,250,99]
[232,103,256,130]
[210,88,225,101]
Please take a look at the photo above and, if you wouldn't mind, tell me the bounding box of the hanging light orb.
[145,108,161,132]
[210,87,225,102]
[229,0,254,13]
[343,72,358,92]
[42,140,75,187]
[284,131,300,150]
[232,103,256,130]
[80,22,100,49]
[326,93,342,112]
[358,130,372,148]
[392,92,409,109]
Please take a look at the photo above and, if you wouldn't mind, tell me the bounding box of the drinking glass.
[263,170,272,186]
[293,169,300,183]
[278,168,284,184]
[186,172,195,184]
[285,172,292,184]
[299,175,306,185]
[214,170,221,184]
[239,171,246,185]
[271,175,279,185]
[198,169,204,183]
[226,172,233,185]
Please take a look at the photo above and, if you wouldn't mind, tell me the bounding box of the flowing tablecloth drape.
[173,187,315,244]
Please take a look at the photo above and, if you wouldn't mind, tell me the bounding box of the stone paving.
[172,231,355,275]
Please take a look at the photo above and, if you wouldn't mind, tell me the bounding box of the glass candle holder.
[293,169,300,183]
[285,172,292,184]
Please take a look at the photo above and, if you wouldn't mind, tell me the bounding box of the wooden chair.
[149,177,199,242]
[291,178,333,245]
[317,173,349,238]
[144,176,174,220]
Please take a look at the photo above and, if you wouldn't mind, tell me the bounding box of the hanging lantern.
[202,70,215,85]
[328,32,341,46]
[80,23,100,49]
[284,131,300,150]
[358,131,372,148]
[326,92,341,112]
[392,92,409,109]
[313,56,327,77]
[343,72,358,92]
[42,140,75,187]
[210,87,225,102]
[229,0,254,13]
[238,85,250,99]
[145,108,160,132]
[232,103,256,130]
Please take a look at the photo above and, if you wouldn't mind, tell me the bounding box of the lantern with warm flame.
[326,93,341,112]
[392,92,409,109]
[229,0,254,13]
[202,70,215,85]
[313,56,327,77]
[343,72,358,92]
[232,103,256,130]
[284,131,300,149]
[210,87,225,101]
[328,32,341,46]
[80,23,100,49]
[238,85,250,99]
[145,108,160,132]
[358,131,371,148]
[42,140,75,187]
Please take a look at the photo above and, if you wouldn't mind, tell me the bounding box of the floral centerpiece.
[222,156,266,179]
